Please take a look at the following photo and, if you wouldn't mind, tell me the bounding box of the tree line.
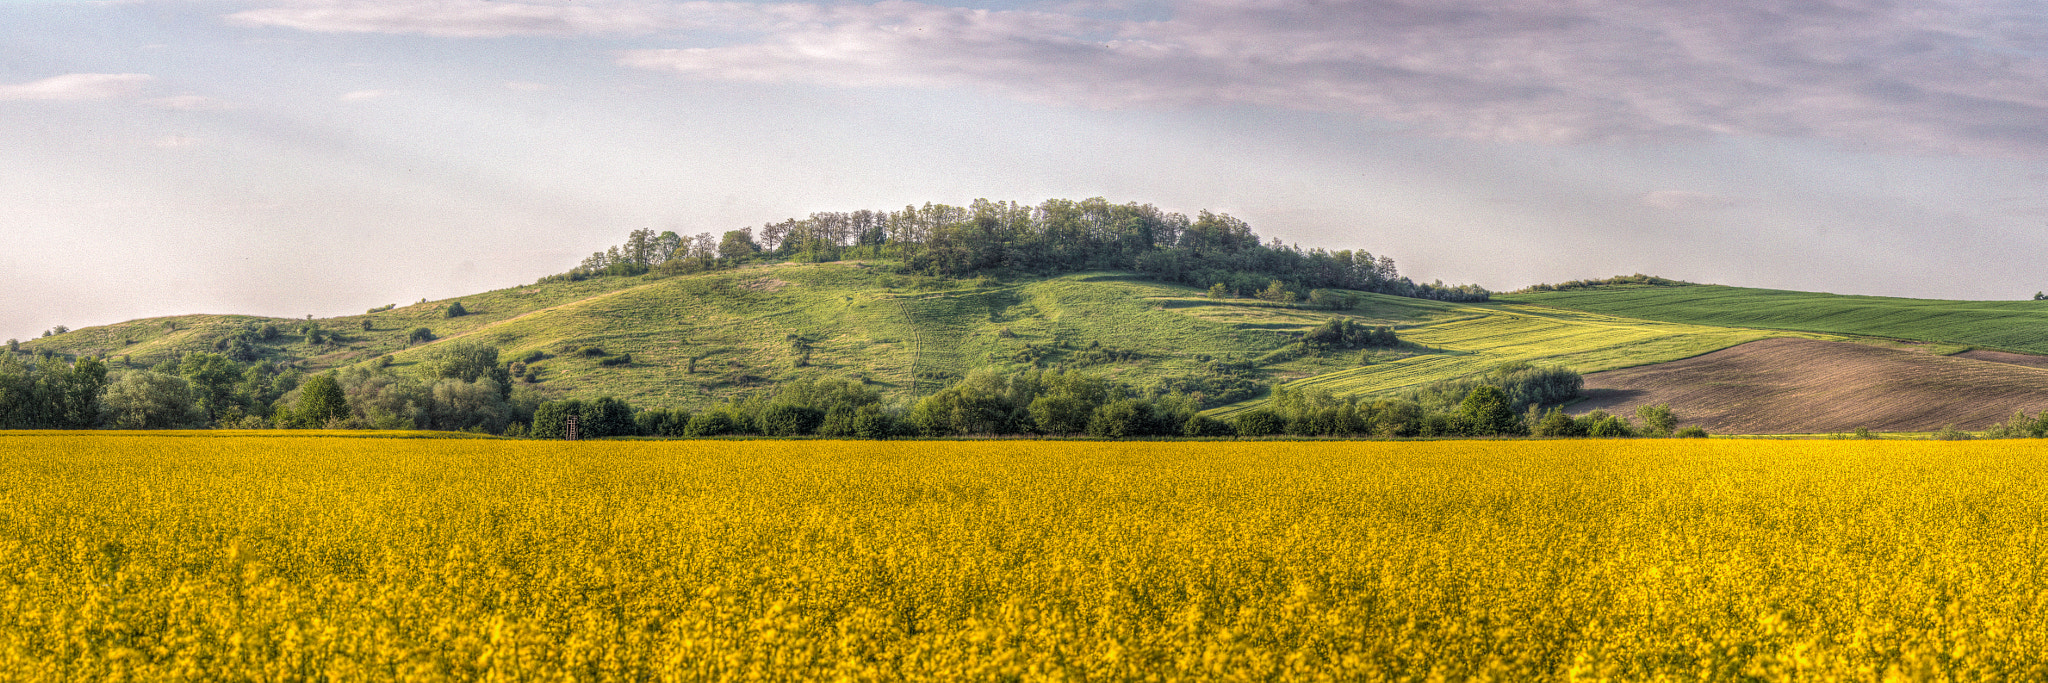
[5,340,1727,439]
[559,197,1491,303]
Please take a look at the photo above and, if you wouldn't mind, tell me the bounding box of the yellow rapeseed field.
[1,433,2043,681]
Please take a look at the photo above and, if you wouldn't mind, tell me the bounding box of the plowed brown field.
[1574,338,2048,433]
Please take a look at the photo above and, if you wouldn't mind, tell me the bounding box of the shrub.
[445,302,468,318]
[1931,424,1974,441]
[1182,414,1235,437]
[684,411,744,437]
[597,354,632,367]
[408,328,435,345]
[1674,425,1709,438]
[1233,410,1284,437]
[758,404,824,436]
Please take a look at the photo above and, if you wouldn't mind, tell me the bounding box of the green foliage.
[1301,319,1397,350]
[1456,385,1526,436]
[367,304,396,314]
[530,397,634,439]
[1635,403,1678,437]
[423,340,509,387]
[1581,410,1636,438]
[1674,425,1709,438]
[1514,273,1693,293]
[407,327,435,345]
[1931,424,1974,441]
[1207,283,1229,300]
[1232,409,1285,437]
[294,374,350,428]
[0,354,107,429]
[597,354,632,367]
[1532,407,1586,437]
[100,371,203,429]
[445,302,468,318]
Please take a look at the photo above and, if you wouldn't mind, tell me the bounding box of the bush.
[1087,399,1158,438]
[758,403,823,436]
[597,353,632,367]
[445,302,468,318]
[1233,410,1284,437]
[1182,414,1234,437]
[849,405,899,439]
[1931,424,1974,441]
[1674,425,1709,438]
[684,411,745,437]
[408,327,435,345]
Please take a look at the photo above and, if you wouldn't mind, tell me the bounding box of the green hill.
[22,268,2048,421]
[17,264,1468,411]
[1495,284,2048,354]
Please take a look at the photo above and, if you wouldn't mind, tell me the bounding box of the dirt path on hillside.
[1573,338,2048,433]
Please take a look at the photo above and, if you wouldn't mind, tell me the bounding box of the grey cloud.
[228,0,2048,156]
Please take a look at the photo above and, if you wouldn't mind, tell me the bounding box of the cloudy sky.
[5,0,2048,340]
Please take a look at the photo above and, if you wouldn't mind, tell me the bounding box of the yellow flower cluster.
[0,434,2042,680]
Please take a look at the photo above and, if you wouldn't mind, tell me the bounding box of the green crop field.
[5,433,2046,680]
[1497,285,2048,354]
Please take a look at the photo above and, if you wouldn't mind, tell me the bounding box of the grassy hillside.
[34,268,2034,419]
[18,264,1471,410]
[1495,285,2048,354]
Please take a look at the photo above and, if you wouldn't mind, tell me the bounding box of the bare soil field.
[1574,338,2048,433]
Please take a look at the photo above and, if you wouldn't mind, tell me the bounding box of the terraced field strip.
[1209,304,1834,416]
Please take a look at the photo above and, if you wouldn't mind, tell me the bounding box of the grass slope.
[22,265,1468,410]
[1496,285,2048,354]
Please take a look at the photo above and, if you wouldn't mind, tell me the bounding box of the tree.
[445,302,468,318]
[1256,280,1297,303]
[295,374,350,427]
[408,327,435,345]
[758,403,823,436]
[1457,385,1526,436]
[1087,399,1159,437]
[1635,403,1677,437]
[1531,407,1586,437]
[101,371,203,429]
[179,353,241,425]
[1207,283,1229,300]
[1233,409,1284,437]
[718,229,760,261]
[424,340,511,395]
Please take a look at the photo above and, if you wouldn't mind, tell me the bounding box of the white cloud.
[149,94,236,111]
[339,89,395,101]
[225,0,2048,157]
[504,81,548,91]
[0,73,153,101]
[156,135,201,149]
[225,0,782,38]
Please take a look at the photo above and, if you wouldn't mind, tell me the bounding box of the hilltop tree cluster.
[564,197,1490,303]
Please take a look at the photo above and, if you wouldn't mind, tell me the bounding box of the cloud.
[225,0,781,38]
[226,0,2048,156]
[156,135,201,149]
[0,73,153,101]
[504,80,548,91]
[149,94,236,111]
[1641,191,1737,211]
[339,89,395,101]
